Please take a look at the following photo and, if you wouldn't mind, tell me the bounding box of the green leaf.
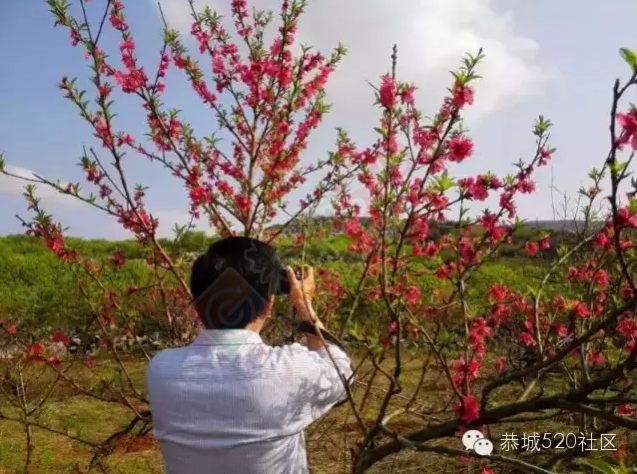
[0,153,5,173]
[576,458,621,474]
[610,160,628,176]
[349,322,363,341]
[557,244,568,258]
[619,47,637,73]
[163,28,179,44]
[629,197,637,215]
[434,170,455,192]
[374,126,387,138]
[533,115,552,136]
[588,167,602,181]
[334,42,348,57]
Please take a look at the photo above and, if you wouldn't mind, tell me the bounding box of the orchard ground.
[0,352,632,474]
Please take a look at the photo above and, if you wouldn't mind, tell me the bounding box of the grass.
[0,370,161,473]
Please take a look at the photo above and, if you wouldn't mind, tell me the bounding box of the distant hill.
[524,220,604,233]
[267,216,601,235]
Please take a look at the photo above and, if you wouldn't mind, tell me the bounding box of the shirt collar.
[191,328,263,346]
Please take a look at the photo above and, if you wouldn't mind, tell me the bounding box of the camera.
[274,265,304,295]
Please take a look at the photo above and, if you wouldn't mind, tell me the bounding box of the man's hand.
[285,265,316,320]
[286,265,328,350]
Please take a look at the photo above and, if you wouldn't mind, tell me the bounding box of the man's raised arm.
[285,266,354,416]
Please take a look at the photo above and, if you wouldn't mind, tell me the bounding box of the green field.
[0,226,569,337]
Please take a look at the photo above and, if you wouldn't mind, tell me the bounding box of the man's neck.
[245,321,263,333]
[199,315,266,334]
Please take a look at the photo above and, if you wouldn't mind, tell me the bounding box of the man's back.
[147,329,353,474]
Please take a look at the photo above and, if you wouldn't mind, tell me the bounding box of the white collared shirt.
[146,329,353,474]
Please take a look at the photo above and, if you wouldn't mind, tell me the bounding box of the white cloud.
[154,0,556,126]
[0,165,215,238]
[0,165,83,208]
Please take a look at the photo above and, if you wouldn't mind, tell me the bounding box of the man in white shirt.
[146,236,353,474]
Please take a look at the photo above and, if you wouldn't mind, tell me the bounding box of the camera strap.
[278,312,346,351]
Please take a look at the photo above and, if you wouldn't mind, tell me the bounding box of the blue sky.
[1,0,636,239]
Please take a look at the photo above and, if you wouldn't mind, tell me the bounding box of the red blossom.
[538,148,552,166]
[388,321,398,334]
[612,442,628,460]
[110,250,126,268]
[447,136,474,163]
[618,404,637,417]
[47,356,62,369]
[109,2,127,31]
[345,218,361,237]
[487,285,510,304]
[574,301,591,319]
[26,344,45,358]
[520,331,536,347]
[594,270,609,289]
[524,241,539,257]
[469,318,492,346]
[70,28,81,47]
[616,207,637,228]
[4,324,17,336]
[52,330,71,346]
[435,264,451,280]
[400,86,415,105]
[625,338,636,355]
[378,75,396,109]
[453,358,481,387]
[455,395,480,424]
[405,286,421,306]
[468,181,489,201]
[616,108,637,150]
[594,231,610,248]
[452,81,475,108]
[553,323,568,338]
[380,334,391,350]
[621,280,635,300]
[617,317,637,338]
[587,350,606,365]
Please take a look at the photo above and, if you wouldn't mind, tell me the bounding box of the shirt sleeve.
[287,342,354,424]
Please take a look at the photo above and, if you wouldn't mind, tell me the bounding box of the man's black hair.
[190,236,282,329]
